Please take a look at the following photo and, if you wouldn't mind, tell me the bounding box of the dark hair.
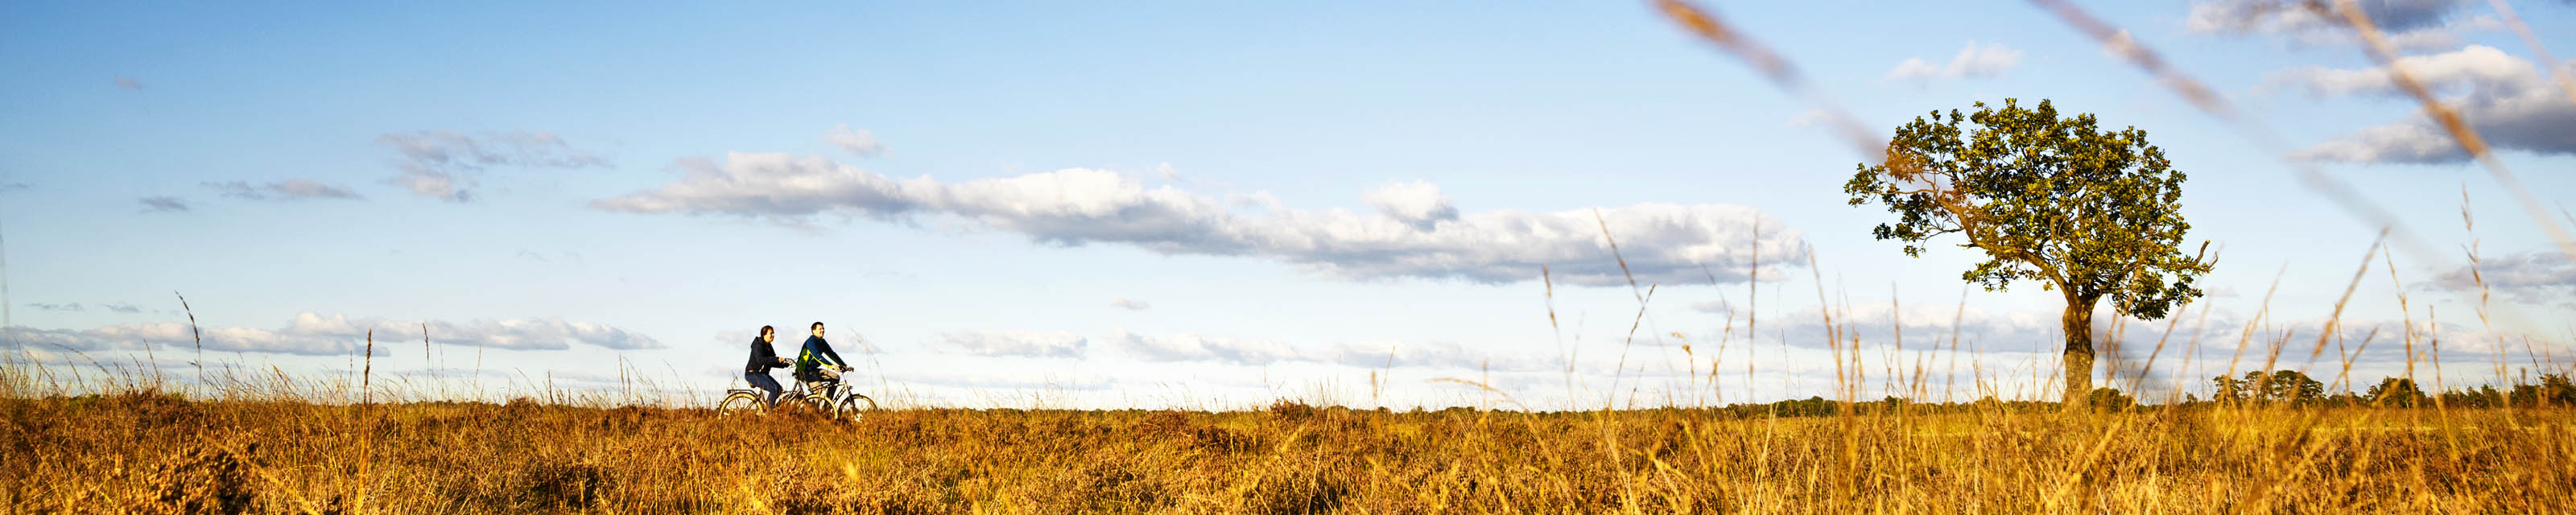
[811,321,825,331]
[759,325,774,336]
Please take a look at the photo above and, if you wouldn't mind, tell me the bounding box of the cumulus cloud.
[2434,249,2575,304]
[138,196,188,212]
[2,311,661,356]
[1323,339,1545,372]
[377,130,607,202]
[2186,0,2489,52]
[939,330,1087,358]
[1108,328,1299,365]
[203,179,364,201]
[823,124,885,156]
[1360,180,1459,231]
[2273,46,2576,163]
[592,152,1806,286]
[1885,42,2023,83]
[1108,298,1151,311]
[27,303,82,311]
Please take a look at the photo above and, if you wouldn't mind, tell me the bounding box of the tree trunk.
[2062,297,2098,411]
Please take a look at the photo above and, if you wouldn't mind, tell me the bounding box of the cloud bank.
[592,152,1806,286]
[2270,46,2576,163]
[2434,249,2576,305]
[2186,0,2492,52]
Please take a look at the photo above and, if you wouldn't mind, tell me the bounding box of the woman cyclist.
[742,325,791,406]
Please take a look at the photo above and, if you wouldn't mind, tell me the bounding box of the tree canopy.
[1843,98,2212,406]
[1843,98,2208,315]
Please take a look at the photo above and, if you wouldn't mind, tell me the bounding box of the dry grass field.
[7,1,2574,513]
[6,377,2572,513]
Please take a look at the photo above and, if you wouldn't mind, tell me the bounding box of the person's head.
[811,321,825,338]
[759,325,775,343]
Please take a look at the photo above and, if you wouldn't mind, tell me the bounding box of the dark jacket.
[795,335,848,381]
[745,336,789,375]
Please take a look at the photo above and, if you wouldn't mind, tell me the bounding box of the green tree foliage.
[2208,370,2324,404]
[2508,373,2576,406]
[2367,377,2429,407]
[1845,99,2211,408]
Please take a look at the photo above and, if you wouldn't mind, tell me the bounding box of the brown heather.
[3,380,2573,513]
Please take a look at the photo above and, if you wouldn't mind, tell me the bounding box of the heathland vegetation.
[14,4,2576,509]
[6,347,2574,513]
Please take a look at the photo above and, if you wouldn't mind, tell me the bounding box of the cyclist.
[795,321,854,392]
[741,325,791,406]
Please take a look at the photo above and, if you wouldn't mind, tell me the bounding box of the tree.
[1846,99,2211,409]
[2210,370,2322,404]
[2367,377,2427,407]
[2509,373,2576,406]
[2256,370,2325,404]
[2211,374,2249,402]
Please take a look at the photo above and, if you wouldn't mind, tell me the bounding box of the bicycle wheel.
[835,394,877,422]
[716,391,763,416]
[784,393,832,416]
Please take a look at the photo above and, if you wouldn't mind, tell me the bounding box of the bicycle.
[718,366,877,422]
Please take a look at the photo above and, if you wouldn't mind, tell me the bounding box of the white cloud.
[2186,0,2483,52]
[2,311,662,356]
[2262,45,2533,97]
[1321,339,1545,371]
[2288,124,2467,163]
[377,130,607,202]
[1108,298,1151,311]
[204,179,363,201]
[592,152,1807,286]
[1108,328,1299,365]
[939,330,1087,358]
[1885,42,2024,83]
[388,163,467,202]
[1359,180,1459,231]
[823,123,886,156]
[2434,249,2576,304]
[2270,46,2576,163]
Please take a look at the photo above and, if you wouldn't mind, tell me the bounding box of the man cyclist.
[741,325,791,406]
[795,321,854,393]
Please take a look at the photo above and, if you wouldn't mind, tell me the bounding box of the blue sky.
[5,1,2572,409]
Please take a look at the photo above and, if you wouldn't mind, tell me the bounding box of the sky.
[3,1,2573,410]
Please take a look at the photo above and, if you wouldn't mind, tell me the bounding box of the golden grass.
[6,386,2571,513]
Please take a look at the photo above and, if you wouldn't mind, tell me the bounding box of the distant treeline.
[1648,372,2576,418]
